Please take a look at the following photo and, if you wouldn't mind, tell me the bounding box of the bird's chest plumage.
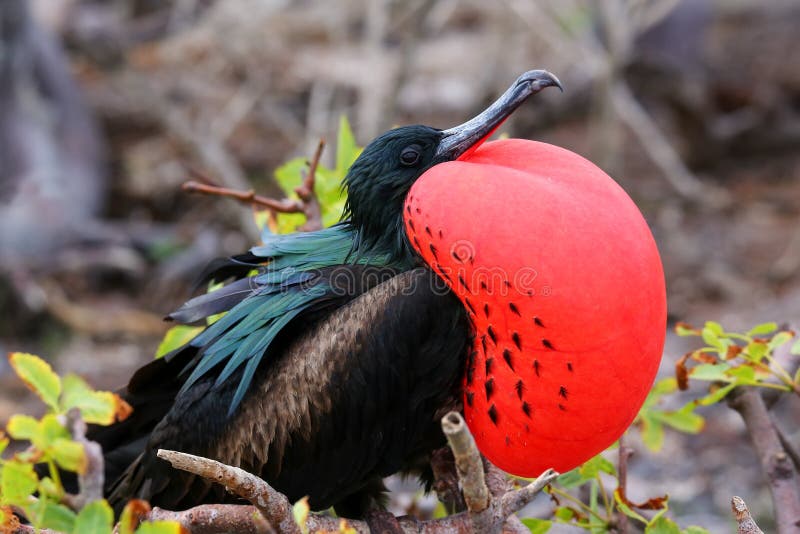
[404,139,666,477]
[220,268,469,510]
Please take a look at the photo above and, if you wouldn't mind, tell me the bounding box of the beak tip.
[521,69,564,93]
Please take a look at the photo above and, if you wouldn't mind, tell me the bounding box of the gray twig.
[728,388,800,533]
[153,412,557,534]
[62,409,104,511]
[731,496,765,534]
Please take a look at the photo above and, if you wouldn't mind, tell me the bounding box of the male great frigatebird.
[94,68,666,518]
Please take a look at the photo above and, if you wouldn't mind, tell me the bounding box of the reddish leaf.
[675,353,690,391]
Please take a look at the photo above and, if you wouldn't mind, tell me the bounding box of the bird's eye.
[400,146,421,166]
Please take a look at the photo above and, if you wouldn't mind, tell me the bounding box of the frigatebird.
[95,68,666,519]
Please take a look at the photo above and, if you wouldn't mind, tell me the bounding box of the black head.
[343,125,446,256]
[342,69,563,260]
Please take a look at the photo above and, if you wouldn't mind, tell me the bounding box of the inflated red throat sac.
[403,139,666,477]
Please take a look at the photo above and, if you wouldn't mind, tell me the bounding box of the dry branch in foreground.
[154,411,558,533]
[731,496,765,534]
[728,387,800,533]
[182,139,326,233]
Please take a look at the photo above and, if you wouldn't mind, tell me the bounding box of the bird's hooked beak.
[435,69,563,161]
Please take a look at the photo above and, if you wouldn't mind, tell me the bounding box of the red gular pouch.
[403,138,666,477]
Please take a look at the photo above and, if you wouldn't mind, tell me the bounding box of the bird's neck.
[349,215,417,269]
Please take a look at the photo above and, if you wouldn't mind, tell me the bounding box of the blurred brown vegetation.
[1,0,799,530]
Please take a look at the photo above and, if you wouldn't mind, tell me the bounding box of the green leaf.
[748,322,778,336]
[0,432,8,456]
[694,383,736,406]
[682,527,711,534]
[336,116,361,177]
[744,341,768,361]
[0,460,39,504]
[725,365,757,384]
[769,331,794,351]
[674,323,699,337]
[36,501,77,533]
[293,496,310,534]
[6,415,39,441]
[521,518,552,533]
[555,469,587,489]
[61,374,132,426]
[615,496,647,523]
[651,378,678,395]
[155,325,203,359]
[553,507,575,521]
[38,477,63,500]
[639,413,665,452]
[52,438,86,474]
[645,516,681,534]
[791,339,800,356]
[688,363,731,382]
[37,414,70,450]
[8,353,62,411]
[701,327,724,352]
[654,409,704,434]
[579,455,616,478]
[274,156,308,195]
[134,521,183,534]
[704,321,724,337]
[73,500,113,534]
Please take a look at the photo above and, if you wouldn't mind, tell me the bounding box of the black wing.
[101,267,470,516]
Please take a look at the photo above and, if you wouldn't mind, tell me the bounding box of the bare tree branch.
[616,433,634,534]
[62,409,104,511]
[148,504,275,534]
[156,449,288,533]
[430,447,466,514]
[728,388,800,533]
[731,496,765,534]
[152,412,557,534]
[182,139,326,233]
[441,411,490,513]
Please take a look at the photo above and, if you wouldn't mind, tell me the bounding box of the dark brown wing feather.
[101,267,469,517]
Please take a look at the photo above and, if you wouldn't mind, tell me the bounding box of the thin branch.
[156,449,287,533]
[775,422,800,474]
[182,179,303,214]
[441,411,490,512]
[62,409,104,511]
[430,447,466,514]
[731,496,765,534]
[728,388,800,533]
[182,139,326,233]
[295,139,325,232]
[610,82,730,207]
[148,504,275,534]
[499,472,558,517]
[616,434,634,534]
[441,412,558,533]
[153,413,557,534]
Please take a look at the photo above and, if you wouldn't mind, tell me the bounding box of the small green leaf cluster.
[0,353,179,534]
[155,117,363,359]
[524,320,798,532]
[635,377,704,452]
[527,453,708,533]
[675,321,799,397]
[635,321,799,453]
[270,116,361,233]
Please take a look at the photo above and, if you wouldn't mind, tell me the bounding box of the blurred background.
[1,0,798,530]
